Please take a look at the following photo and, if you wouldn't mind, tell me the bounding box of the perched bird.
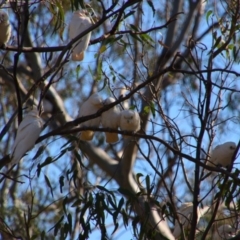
[173,202,201,239]
[101,97,120,143]
[208,142,237,167]
[11,108,43,166]
[213,225,236,240]
[68,10,92,61]
[119,109,140,138]
[0,10,11,46]
[79,93,103,141]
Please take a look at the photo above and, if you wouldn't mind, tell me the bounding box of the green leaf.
[71,199,82,207]
[76,64,81,79]
[129,24,140,32]
[129,105,137,110]
[145,175,151,193]
[33,145,45,160]
[103,35,123,45]
[40,156,53,168]
[117,197,124,212]
[99,45,107,54]
[121,209,129,227]
[107,195,117,210]
[67,213,72,234]
[123,10,135,20]
[73,150,85,168]
[147,0,155,16]
[60,140,72,150]
[130,32,143,43]
[143,106,151,115]
[97,185,115,196]
[206,10,213,25]
[49,1,65,39]
[118,73,126,80]
[96,58,102,81]
[118,188,137,201]
[111,222,119,235]
[150,101,156,117]
[40,231,45,240]
[45,175,54,198]
[59,175,64,193]
[136,173,143,186]
[139,33,155,47]
[213,36,222,49]
[70,0,84,11]
[48,216,64,236]
[63,197,69,215]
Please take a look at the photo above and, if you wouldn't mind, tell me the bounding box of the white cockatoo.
[118,86,130,109]
[119,109,140,138]
[213,225,236,239]
[101,97,121,143]
[79,93,103,141]
[68,10,92,61]
[0,10,11,46]
[11,108,43,166]
[208,142,237,167]
[173,202,201,239]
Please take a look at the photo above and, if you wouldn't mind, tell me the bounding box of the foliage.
[0,0,240,239]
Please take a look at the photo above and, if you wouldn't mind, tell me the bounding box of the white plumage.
[69,10,92,61]
[173,202,201,239]
[79,93,103,141]
[0,10,11,46]
[119,109,140,138]
[208,142,237,167]
[213,225,236,239]
[101,97,120,143]
[11,109,43,166]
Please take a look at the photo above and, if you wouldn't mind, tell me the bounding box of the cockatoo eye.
[230,146,236,150]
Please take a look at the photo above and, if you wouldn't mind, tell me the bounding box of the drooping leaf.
[45,175,54,198]
[97,185,115,196]
[147,0,155,16]
[59,175,64,193]
[48,216,64,236]
[67,213,72,234]
[33,145,46,160]
[206,10,213,25]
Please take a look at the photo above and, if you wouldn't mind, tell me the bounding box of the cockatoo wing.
[69,11,92,61]
[101,97,121,143]
[119,110,140,138]
[79,93,103,141]
[11,109,43,166]
[209,141,236,167]
[0,10,11,46]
